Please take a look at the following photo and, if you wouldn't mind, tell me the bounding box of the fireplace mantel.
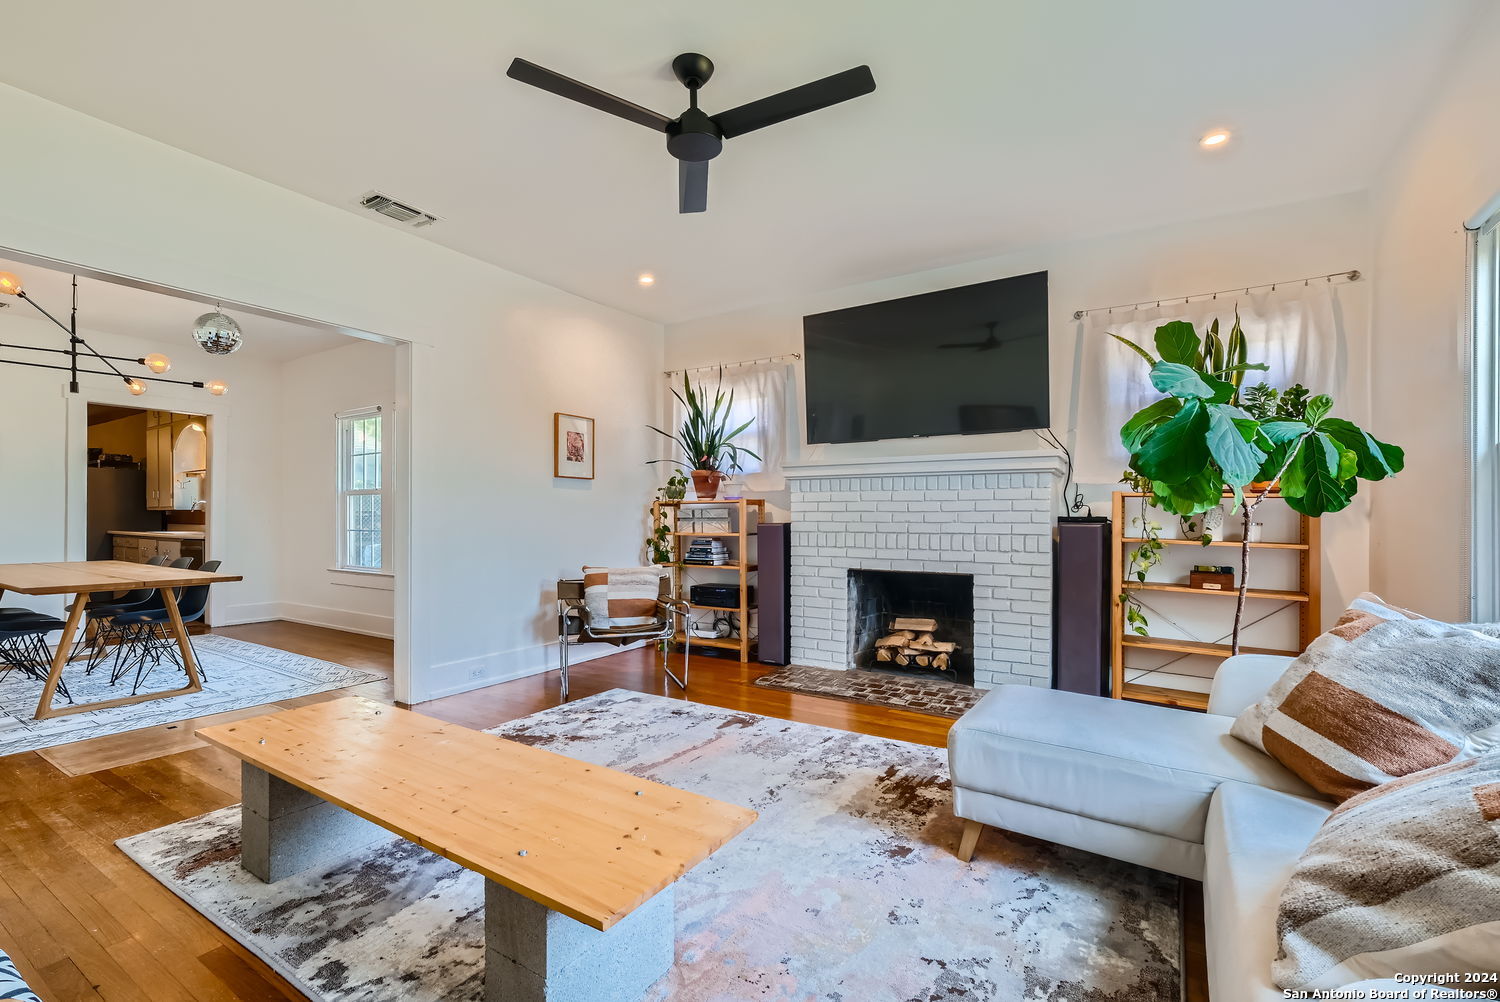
[784,449,1066,482]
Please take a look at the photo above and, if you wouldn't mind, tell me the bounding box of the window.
[666,363,790,487]
[337,406,385,571]
[1472,214,1500,619]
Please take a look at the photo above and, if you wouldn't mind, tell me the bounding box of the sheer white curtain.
[666,362,791,490]
[1075,283,1348,480]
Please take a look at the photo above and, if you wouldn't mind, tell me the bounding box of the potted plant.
[648,375,760,499]
[1113,318,1403,653]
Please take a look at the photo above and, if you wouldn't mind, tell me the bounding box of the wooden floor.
[0,621,1208,1000]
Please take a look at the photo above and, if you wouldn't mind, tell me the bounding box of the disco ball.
[192,311,243,355]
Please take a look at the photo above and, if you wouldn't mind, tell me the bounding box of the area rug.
[755,663,985,718]
[0,635,382,757]
[118,690,1180,1001]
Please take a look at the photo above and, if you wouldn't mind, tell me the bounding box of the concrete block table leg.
[484,880,674,1002]
[240,763,390,883]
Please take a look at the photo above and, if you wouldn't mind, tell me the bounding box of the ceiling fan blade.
[507,58,672,133]
[679,160,709,214]
[712,65,875,139]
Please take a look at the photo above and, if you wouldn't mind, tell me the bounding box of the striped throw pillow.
[1231,593,1500,802]
[0,949,41,1002]
[1274,752,1500,989]
[582,566,662,628]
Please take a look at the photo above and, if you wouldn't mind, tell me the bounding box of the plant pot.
[691,469,724,499]
[1249,480,1280,494]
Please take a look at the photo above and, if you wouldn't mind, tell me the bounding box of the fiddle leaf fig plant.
[1114,316,1404,653]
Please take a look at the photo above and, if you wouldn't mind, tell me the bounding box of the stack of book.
[684,538,731,565]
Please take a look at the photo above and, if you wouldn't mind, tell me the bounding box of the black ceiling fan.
[940,322,1003,353]
[506,53,875,213]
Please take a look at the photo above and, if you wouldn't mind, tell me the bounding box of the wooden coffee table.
[0,560,243,720]
[198,697,757,1002]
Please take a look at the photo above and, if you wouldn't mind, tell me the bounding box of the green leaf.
[1230,416,1259,442]
[1338,446,1359,481]
[1203,319,1224,374]
[1259,420,1311,445]
[1120,397,1182,454]
[1150,362,1233,400]
[1377,439,1405,476]
[1319,419,1401,480]
[1213,362,1271,375]
[1135,399,1210,484]
[1154,321,1202,367]
[1305,394,1333,426]
[1207,404,1269,484]
[1311,432,1342,477]
[1284,445,1355,515]
[1109,333,1157,367]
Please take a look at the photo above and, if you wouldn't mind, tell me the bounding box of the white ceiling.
[0,257,352,362]
[0,1,1482,325]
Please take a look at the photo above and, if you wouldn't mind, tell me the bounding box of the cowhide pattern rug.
[118,690,1181,1001]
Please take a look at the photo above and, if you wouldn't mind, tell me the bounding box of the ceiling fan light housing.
[667,109,723,162]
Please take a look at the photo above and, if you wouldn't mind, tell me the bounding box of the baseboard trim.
[218,602,394,640]
[415,639,646,703]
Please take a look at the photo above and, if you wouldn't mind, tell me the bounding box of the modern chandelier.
[0,270,228,397]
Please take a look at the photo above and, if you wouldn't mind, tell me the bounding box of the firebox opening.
[847,569,975,686]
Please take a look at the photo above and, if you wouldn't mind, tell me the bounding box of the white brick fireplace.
[786,451,1066,688]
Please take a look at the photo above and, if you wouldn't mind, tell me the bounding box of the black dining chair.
[72,555,173,673]
[111,560,221,694]
[0,613,70,703]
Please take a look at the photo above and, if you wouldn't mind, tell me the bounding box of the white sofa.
[948,655,1409,1002]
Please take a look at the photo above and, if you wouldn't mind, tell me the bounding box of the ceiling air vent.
[358,191,439,228]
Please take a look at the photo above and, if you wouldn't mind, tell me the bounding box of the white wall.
[664,191,1375,620]
[0,310,287,621]
[1368,5,1500,621]
[0,83,665,702]
[259,339,398,639]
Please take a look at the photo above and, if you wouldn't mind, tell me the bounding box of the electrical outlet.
[467,667,485,681]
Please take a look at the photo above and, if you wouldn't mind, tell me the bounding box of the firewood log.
[891,617,938,633]
[876,647,894,662]
[908,639,957,653]
[934,653,950,669]
[875,631,915,648]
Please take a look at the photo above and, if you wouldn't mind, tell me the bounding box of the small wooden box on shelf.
[1111,490,1320,711]
[650,497,764,663]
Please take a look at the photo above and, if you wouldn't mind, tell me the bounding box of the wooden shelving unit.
[651,497,764,663]
[1111,491,1320,711]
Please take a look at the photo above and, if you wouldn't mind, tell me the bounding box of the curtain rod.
[1072,269,1361,321]
[664,352,800,378]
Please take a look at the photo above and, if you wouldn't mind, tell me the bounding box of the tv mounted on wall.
[802,271,1050,445]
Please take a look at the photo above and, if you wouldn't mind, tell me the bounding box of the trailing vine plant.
[1119,469,1167,636]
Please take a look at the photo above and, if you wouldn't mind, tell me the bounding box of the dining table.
[0,560,242,720]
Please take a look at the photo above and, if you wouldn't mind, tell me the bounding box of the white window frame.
[336,405,387,573]
[1473,216,1500,620]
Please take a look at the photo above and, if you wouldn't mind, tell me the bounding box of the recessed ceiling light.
[637,273,656,287]
[1199,129,1232,149]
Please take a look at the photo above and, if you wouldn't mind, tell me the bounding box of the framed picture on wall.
[553,412,595,480]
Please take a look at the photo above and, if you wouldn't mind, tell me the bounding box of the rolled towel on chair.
[582,566,665,628]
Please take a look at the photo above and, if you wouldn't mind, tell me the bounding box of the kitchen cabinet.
[111,532,206,566]
[145,410,174,510]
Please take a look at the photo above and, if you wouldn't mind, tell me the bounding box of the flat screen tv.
[802,271,1049,444]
